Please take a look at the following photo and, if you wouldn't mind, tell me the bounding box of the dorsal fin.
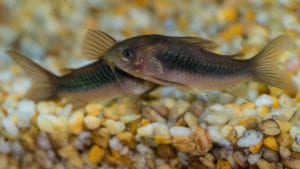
[178,36,218,51]
[81,29,117,60]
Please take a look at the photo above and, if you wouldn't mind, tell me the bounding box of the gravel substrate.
[1,0,300,169]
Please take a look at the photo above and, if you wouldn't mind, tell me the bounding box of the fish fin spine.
[6,50,59,101]
[250,35,297,94]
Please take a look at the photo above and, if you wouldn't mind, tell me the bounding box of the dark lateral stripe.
[156,51,247,76]
[58,62,119,92]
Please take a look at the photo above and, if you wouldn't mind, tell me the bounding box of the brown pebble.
[282,159,300,169]
[142,107,166,123]
[233,151,247,168]
[263,149,279,162]
[276,133,292,147]
[172,136,196,153]
[155,144,176,159]
[116,132,136,149]
[188,156,207,169]
[199,156,215,169]
[259,119,280,136]
[216,159,232,169]
[195,127,213,155]
[256,159,276,169]
[189,99,206,116]
[226,128,238,145]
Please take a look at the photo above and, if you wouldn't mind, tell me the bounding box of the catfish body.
[102,34,297,94]
[7,50,154,104]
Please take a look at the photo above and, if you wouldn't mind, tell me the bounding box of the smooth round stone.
[137,124,154,137]
[120,114,141,124]
[255,94,273,107]
[68,110,84,134]
[17,100,35,128]
[205,111,229,126]
[83,115,101,130]
[37,114,57,133]
[169,126,191,137]
[2,118,19,137]
[237,129,263,147]
[105,120,125,135]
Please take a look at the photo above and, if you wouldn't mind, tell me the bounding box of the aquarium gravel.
[1,0,300,169]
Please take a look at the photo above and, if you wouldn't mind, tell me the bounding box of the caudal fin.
[6,50,58,101]
[250,35,297,94]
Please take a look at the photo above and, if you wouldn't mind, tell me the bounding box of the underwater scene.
[0,0,300,169]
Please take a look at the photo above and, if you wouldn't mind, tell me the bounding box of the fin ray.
[6,50,58,101]
[81,29,117,60]
[250,35,297,94]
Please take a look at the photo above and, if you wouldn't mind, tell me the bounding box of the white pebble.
[169,126,191,137]
[17,100,35,128]
[37,114,57,133]
[105,119,125,135]
[37,133,52,150]
[207,126,224,142]
[11,141,24,155]
[248,153,262,165]
[296,133,300,144]
[183,112,198,128]
[234,125,247,138]
[255,94,273,107]
[0,137,11,154]
[137,124,154,137]
[83,115,101,130]
[205,111,229,125]
[154,124,171,139]
[237,130,263,147]
[109,136,123,151]
[136,144,154,158]
[36,102,57,115]
[120,114,141,124]
[290,126,300,140]
[2,118,19,137]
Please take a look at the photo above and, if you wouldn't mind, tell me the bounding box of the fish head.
[105,35,163,77]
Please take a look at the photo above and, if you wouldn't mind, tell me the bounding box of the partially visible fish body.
[6,51,154,105]
[103,33,297,94]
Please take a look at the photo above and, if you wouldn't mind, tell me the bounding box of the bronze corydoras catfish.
[102,34,297,94]
[6,30,156,104]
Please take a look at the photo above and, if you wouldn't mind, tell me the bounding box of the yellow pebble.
[219,7,237,22]
[154,136,172,144]
[256,83,269,94]
[276,120,292,133]
[239,117,257,129]
[88,145,105,164]
[241,102,255,110]
[219,23,244,39]
[68,111,84,134]
[263,136,279,151]
[257,106,270,117]
[249,141,263,153]
[272,96,279,108]
[269,86,285,96]
[295,93,300,103]
[140,119,150,126]
[245,10,255,21]
[85,103,103,116]
[216,159,232,169]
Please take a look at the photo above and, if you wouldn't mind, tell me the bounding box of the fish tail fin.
[250,35,297,94]
[6,50,59,101]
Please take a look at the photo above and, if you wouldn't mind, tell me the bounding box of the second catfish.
[83,31,297,95]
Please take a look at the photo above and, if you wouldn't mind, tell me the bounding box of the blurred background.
[0,0,299,67]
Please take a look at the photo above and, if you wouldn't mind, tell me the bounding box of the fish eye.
[122,48,135,59]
